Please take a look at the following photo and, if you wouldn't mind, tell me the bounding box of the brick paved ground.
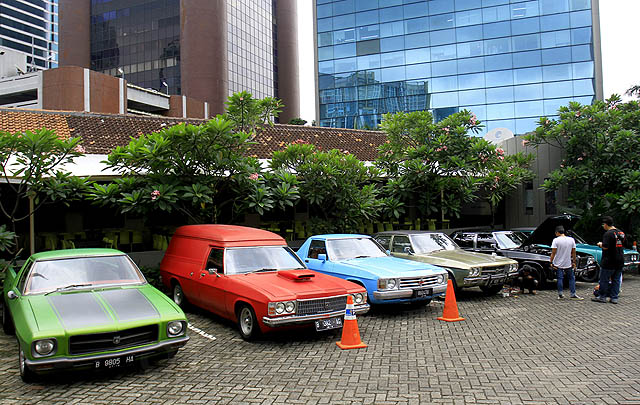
[1,274,640,405]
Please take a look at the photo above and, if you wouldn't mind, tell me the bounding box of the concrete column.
[275,0,301,123]
[59,0,91,68]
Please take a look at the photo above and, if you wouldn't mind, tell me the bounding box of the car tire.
[580,266,600,283]
[480,284,503,295]
[19,347,36,383]
[172,283,189,310]
[2,300,15,335]
[237,304,260,341]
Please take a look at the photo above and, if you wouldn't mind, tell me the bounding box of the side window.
[392,236,411,253]
[477,233,496,249]
[205,248,224,274]
[17,260,34,294]
[454,233,475,248]
[374,235,391,250]
[308,240,327,259]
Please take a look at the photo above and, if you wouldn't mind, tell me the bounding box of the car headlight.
[350,293,365,304]
[587,256,595,265]
[510,263,518,272]
[268,301,297,315]
[275,302,285,314]
[167,321,186,337]
[436,274,446,284]
[33,339,56,356]
[469,267,481,277]
[285,301,295,313]
[378,278,397,290]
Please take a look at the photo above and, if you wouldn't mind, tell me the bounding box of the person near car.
[515,266,538,295]
[550,226,583,300]
[592,216,626,304]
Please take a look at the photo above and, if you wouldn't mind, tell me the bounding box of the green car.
[373,231,520,294]
[1,249,189,382]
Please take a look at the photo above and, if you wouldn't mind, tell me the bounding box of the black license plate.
[488,277,505,286]
[94,354,135,369]
[413,288,433,298]
[315,316,343,331]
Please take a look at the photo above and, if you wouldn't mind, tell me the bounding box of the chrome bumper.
[26,336,189,372]
[262,304,370,327]
[464,274,511,287]
[372,284,447,300]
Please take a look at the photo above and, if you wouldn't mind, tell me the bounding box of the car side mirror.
[403,246,414,255]
[491,243,497,249]
[7,290,17,300]
[386,249,391,256]
[317,254,327,262]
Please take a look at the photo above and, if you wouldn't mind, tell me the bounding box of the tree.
[288,118,307,125]
[270,141,382,233]
[0,129,88,254]
[524,95,640,240]
[225,91,283,138]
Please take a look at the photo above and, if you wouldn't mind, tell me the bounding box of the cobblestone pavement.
[1,274,640,405]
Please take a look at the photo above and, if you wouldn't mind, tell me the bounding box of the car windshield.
[411,233,458,254]
[225,246,305,275]
[494,231,526,249]
[327,238,387,261]
[25,255,145,295]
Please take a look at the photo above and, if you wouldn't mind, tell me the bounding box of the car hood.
[230,270,360,300]
[334,256,446,278]
[26,285,179,333]
[521,214,580,247]
[411,249,515,269]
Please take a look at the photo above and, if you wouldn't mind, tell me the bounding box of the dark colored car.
[450,219,597,285]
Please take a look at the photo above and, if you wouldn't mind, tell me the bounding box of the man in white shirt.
[550,226,583,300]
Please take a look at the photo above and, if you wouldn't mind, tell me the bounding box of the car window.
[392,236,411,253]
[374,235,391,250]
[206,248,224,273]
[493,231,524,249]
[24,255,145,295]
[308,240,328,259]
[453,233,475,248]
[225,246,305,275]
[477,233,496,249]
[17,259,34,294]
[327,238,387,261]
[411,233,458,253]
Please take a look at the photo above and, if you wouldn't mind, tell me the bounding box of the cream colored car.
[373,231,519,295]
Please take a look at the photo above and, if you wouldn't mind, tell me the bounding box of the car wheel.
[172,283,189,309]
[2,300,15,335]
[480,284,503,295]
[237,304,260,341]
[580,266,600,283]
[19,347,36,383]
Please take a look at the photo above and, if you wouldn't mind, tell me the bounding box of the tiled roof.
[0,109,386,160]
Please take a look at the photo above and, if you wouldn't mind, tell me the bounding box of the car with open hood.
[372,231,519,295]
[451,219,597,285]
[2,249,189,383]
[159,225,369,341]
[511,215,640,282]
[296,234,448,305]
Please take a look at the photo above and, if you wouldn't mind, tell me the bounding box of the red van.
[160,225,369,340]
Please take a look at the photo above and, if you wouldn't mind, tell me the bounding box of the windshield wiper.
[250,268,277,273]
[45,283,93,295]
[353,255,370,259]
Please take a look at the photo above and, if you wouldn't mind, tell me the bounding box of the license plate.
[413,288,433,298]
[488,277,505,286]
[94,354,135,369]
[315,316,343,331]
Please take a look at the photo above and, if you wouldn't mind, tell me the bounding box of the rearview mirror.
[403,246,414,255]
[7,290,17,300]
[317,254,327,262]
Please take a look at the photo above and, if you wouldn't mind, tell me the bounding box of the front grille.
[577,256,589,269]
[399,276,440,289]
[624,253,639,264]
[296,296,347,316]
[481,265,507,276]
[69,325,158,355]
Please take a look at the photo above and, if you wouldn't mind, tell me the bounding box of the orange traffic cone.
[437,279,465,322]
[336,295,367,350]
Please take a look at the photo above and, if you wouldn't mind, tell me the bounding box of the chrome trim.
[373,284,447,300]
[262,305,370,327]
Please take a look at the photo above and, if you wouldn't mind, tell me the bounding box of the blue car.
[297,234,448,305]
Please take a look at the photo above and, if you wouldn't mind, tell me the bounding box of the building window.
[524,181,534,215]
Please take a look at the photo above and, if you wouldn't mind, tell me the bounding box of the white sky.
[296,0,640,124]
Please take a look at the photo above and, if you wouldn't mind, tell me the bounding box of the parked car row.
[4,214,631,383]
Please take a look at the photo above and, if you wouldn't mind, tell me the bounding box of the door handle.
[200,272,206,278]
[305,259,309,263]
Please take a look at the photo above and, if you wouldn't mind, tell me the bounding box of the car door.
[390,235,413,260]
[452,232,475,251]
[303,239,336,277]
[476,233,498,254]
[197,247,229,316]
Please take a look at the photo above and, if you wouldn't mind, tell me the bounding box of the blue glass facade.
[316,0,600,135]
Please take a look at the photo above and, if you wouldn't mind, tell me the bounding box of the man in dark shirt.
[592,216,625,304]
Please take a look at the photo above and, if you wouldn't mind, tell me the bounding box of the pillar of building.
[275,0,301,123]
[58,0,91,68]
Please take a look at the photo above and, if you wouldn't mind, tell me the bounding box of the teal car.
[2,249,189,382]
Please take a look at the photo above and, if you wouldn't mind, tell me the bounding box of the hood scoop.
[278,270,316,281]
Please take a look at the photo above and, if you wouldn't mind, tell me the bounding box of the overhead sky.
[296,0,639,125]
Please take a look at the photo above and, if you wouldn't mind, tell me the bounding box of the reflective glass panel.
[487,86,514,103]
[514,83,543,100]
[431,29,456,46]
[380,6,404,23]
[486,69,513,86]
[405,32,430,49]
[486,103,515,119]
[458,56,485,74]
[406,47,431,63]
[543,80,573,99]
[459,89,486,105]
[405,62,431,79]
[432,60,457,76]
[456,25,483,42]
[380,36,405,52]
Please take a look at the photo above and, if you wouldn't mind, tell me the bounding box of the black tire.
[2,300,15,335]
[172,283,189,310]
[237,304,260,341]
[19,347,36,383]
[580,266,600,283]
[480,284,503,295]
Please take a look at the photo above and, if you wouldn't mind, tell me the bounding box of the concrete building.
[59,0,300,121]
[0,0,58,70]
[314,0,602,135]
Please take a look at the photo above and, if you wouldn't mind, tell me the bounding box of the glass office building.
[316,0,602,135]
[0,0,58,69]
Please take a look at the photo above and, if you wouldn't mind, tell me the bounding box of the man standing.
[550,226,583,300]
[592,216,625,304]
